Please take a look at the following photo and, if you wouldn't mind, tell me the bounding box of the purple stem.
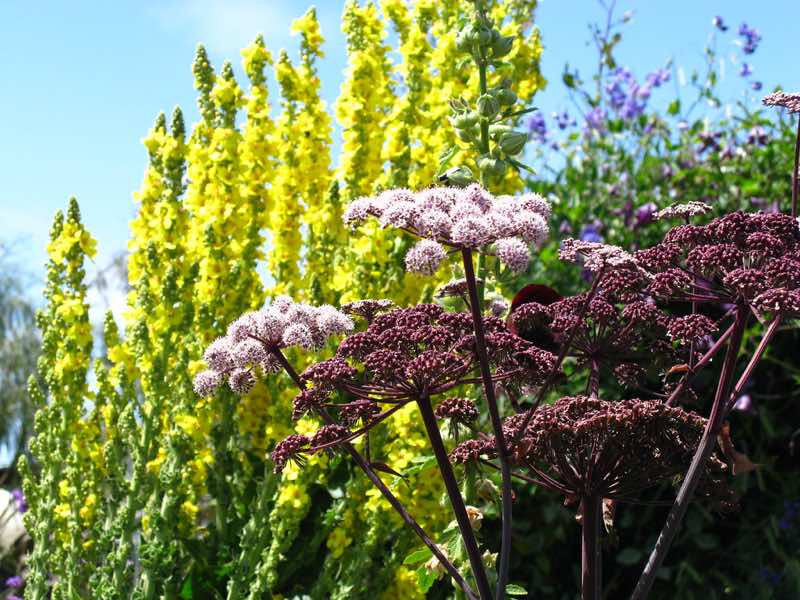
[630,306,748,600]
[271,349,478,600]
[511,267,607,442]
[665,320,736,407]
[581,495,602,600]
[417,394,493,600]
[723,316,782,413]
[792,116,799,218]
[462,247,512,599]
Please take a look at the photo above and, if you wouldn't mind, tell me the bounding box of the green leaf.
[180,577,193,599]
[667,99,681,116]
[436,145,459,177]
[617,547,643,566]
[403,547,433,565]
[416,566,438,592]
[506,583,528,596]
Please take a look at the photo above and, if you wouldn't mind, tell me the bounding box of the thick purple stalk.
[271,350,478,600]
[581,495,602,600]
[462,247,513,599]
[630,306,748,600]
[417,394,493,600]
[792,116,799,218]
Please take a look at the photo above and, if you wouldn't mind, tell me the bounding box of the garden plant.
[12,1,800,599]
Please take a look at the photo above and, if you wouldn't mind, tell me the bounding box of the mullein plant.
[198,18,799,600]
[23,2,545,599]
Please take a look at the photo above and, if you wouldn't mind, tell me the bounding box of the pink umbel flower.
[193,298,354,397]
[342,183,552,274]
[405,239,448,275]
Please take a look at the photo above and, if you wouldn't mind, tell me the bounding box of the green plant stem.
[630,305,748,600]
[476,44,490,307]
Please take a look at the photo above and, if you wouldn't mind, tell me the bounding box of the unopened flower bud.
[496,88,517,106]
[477,154,507,178]
[453,111,479,130]
[491,34,515,58]
[456,126,478,143]
[476,25,493,46]
[456,26,474,52]
[489,123,513,138]
[477,94,500,119]
[439,165,475,187]
[498,130,527,156]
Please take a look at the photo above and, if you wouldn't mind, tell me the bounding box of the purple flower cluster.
[763,91,800,114]
[454,396,733,507]
[193,297,354,397]
[510,287,676,389]
[271,304,557,472]
[527,112,547,142]
[605,66,670,121]
[343,184,551,275]
[738,23,761,55]
[637,211,800,317]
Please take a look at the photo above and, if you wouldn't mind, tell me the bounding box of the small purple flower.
[751,80,763,91]
[193,370,222,397]
[584,107,606,133]
[757,567,782,587]
[527,112,547,142]
[739,63,752,77]
[738,23,761,54]
[712,16,728,32]
[553,110,575,130]
[10,489,26,514]
[579,224,603,243]
[5,575,23,588]
[634,202,658,228]
[732,394,756,414]
[495,237,530,273]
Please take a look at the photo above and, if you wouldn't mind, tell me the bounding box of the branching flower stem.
[511,267,607,444]
[270,349,479,600]
[665,320,736,407]
[631,305,748,600]
[462,247,512,599]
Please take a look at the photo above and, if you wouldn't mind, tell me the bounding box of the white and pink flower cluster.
[193,296,354,397]
[343,183,551,274]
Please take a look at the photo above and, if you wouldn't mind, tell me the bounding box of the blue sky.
[1,0,797,300]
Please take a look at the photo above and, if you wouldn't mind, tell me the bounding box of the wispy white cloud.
[146,0,295,56]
